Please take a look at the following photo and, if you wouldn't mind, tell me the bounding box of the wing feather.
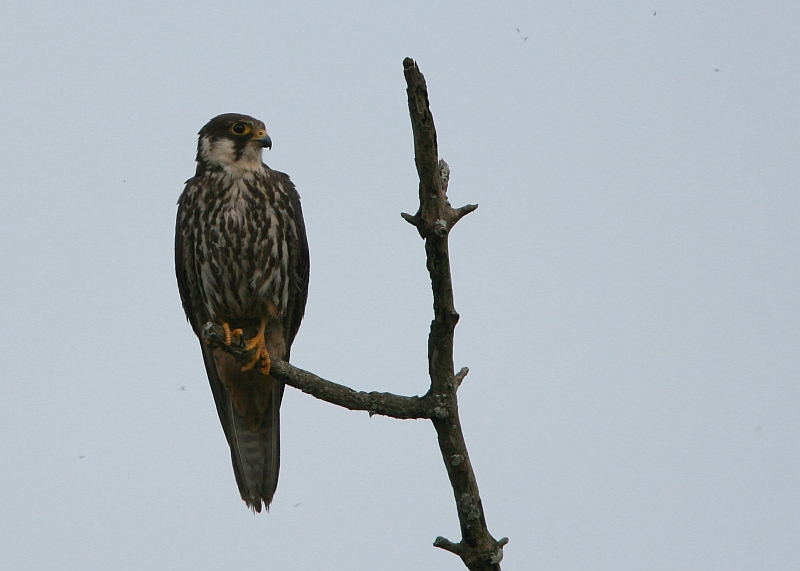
[175,178,207,336]
[275,171,309,359]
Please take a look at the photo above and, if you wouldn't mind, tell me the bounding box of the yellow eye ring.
[230,122,251,136]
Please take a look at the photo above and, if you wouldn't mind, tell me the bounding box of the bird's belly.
[197,212,288,322]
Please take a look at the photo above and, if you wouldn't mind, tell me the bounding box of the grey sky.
[0,1,797,570]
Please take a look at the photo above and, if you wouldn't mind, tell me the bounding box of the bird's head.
[196,113,272,175]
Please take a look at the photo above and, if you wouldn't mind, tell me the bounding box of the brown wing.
[275,170,310,360]
[176,178,239,452]
[175,176,207,337]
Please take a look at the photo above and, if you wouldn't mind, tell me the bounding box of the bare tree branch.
[203,323,440,420]
[403,56,505,571]
[202,58,506,571]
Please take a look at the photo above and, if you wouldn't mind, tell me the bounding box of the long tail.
[228,379,283,511]
[201,344,284,512]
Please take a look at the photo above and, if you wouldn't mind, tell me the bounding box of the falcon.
[175,113,309,512]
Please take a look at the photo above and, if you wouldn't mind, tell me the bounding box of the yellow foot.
[241,322,271,375]
[222,322,243,346]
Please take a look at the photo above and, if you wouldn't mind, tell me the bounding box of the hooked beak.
[253,130,272,150]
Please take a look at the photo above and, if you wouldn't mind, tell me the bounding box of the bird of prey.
[175,113,309,512]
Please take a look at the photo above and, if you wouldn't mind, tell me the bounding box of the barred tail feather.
[200,344,284,512]
[228,381,283,512]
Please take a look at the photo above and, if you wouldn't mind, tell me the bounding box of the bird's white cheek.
[202,138,236,166]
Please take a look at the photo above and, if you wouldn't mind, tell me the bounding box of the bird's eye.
[230,122,251,136]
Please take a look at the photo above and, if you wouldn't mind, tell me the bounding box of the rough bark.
[203,58,506,570]
[401,57,506,571]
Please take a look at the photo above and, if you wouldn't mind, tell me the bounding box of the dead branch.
[401,57,505,571]
[203,322,440,420]
[202,58,506,570]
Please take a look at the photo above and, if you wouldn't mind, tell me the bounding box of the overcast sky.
[0,1,797,570]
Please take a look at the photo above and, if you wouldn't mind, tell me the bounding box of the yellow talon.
[222,322,243,346]
[241,320,271,375]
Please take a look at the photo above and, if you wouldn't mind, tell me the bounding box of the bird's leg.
[222,322,244,346]
[241,318,270,375]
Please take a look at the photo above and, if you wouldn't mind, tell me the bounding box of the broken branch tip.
[433,536,461,555]
[454,367,469,389]
[400,212,419,226]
